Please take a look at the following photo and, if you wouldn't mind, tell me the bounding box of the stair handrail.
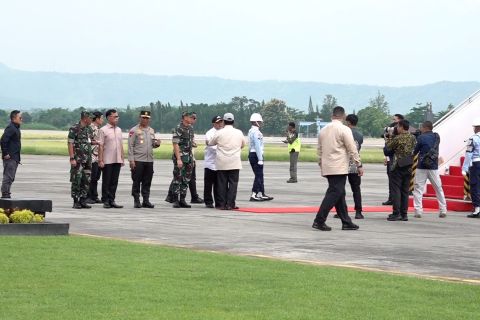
[434,88,480,129]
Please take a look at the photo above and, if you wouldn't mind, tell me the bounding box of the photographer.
[385,119,416,221]
[382,114,404,205]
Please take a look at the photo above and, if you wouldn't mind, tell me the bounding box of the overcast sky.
[1,0,479,86]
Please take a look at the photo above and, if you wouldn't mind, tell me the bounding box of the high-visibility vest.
[288,135,301,152]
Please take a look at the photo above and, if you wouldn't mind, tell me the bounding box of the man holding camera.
[382,114,404,205]
[385,119,416,221]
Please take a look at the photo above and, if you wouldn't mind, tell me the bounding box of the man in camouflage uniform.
[68,111,93,209]
[385,119,417,221]
[169,111,195,208]
[86,111,104,204]
[128,110,161,209]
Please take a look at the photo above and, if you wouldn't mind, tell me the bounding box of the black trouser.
[216,169,239,209]
[204,168,219,206]
[314,175,353,225]
[131,161,154,200]
[391,165,412,216]
[1,159,18,197]
[188,164,200,200]
[248,152,264,194]
[88,161,102,200]
[102,163,121,204]
[347,173,362,212]
[386,161,393,201]
[469,162,480,207]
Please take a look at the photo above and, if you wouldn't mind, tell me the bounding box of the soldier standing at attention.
[248,113,273,201]
[170,111,195,208]
[86,111,104,204]
[68,111,93,209]
[462,118,480,218]
[188,112,204,204]
[128,110,161,208]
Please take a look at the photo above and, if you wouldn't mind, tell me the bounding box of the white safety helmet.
[250,113,263,122]
[473,118,480,126]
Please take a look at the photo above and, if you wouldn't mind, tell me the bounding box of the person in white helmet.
[248,113,273,201]
[462,118,480,218]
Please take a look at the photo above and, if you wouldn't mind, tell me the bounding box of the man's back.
[212,125,244,170]
[318,120,358,176]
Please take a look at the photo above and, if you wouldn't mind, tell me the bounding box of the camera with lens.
[383,123,398,138]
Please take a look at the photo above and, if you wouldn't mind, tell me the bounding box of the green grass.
[0,236,478,320]
[20,139,385,163]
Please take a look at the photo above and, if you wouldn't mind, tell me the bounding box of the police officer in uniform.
[128,110,161,208]
[170,111,195,208]
[68,111,93,209]
[462,118,480,218]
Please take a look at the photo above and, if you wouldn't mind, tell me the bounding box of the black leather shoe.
[205,203,214,208]
[382,200,393,205]
[342,223,359,230]
[85,198,96,204]
[73,200,82,209]
[110,202,123,209]
[94,198,103,204]
[191,197,204,204]
[179,199,191,208]
[387,214,402,221]
[142,201,155,209]
[103,202,112,209]
[79,199,91,209]
[133,198,142,208]
[165,194,174,203]
[355,212,364,219]
[467,213,480,218]
[172,201,180,208]
[312,222,332,231]
[333,214,340,219]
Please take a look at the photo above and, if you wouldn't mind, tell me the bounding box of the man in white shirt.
[204,115,224,208]
[208,113,245,210]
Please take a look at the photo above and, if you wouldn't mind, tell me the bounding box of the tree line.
[0,94,455,137]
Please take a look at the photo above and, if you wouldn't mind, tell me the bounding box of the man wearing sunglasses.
[1,110,22,198]
[128,110,161,208]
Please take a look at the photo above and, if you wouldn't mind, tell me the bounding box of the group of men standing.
[5,106,480,221]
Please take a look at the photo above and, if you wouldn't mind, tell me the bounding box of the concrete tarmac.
[11,155,480,282]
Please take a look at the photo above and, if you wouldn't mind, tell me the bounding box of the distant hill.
[1,62,479,114]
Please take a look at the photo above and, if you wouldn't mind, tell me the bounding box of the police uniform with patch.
[68,111,94,209]
[128,110,160,208]
[462,118,480,217]
[170,112,195,208]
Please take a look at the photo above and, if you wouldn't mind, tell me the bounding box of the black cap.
[211,115,223,123]
[140,110,151,118]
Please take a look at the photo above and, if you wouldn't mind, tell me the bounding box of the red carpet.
[235,206,437,214]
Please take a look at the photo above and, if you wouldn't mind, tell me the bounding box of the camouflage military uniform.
[385,132,417,218]
[171,122,194,197]
[68,122,93,200]
[386,132,417,171]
